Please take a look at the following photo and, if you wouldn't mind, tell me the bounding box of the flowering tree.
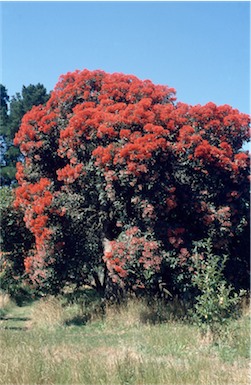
[13,69,250,295]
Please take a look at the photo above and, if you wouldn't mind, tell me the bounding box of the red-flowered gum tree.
[13,69,250,295]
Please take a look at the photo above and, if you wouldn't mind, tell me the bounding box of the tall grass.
[0,295,250,385]
[0,291,13,318]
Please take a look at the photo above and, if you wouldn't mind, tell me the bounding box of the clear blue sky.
[1,1,250,115]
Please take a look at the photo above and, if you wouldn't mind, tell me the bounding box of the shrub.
[190,239,244,335]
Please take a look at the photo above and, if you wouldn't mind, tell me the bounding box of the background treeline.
[0,83,50,186]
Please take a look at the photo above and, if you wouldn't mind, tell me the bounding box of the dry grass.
[0,291,11,309]
[30,295,83,329]
[30,296,66,329]
[104,297,147,327]
[0,295,250,385]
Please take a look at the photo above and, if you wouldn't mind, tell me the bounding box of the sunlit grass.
[0,295,249,385]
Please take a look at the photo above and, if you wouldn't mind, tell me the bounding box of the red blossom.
[13,68,250,287]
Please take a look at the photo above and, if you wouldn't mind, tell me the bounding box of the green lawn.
[0,295,250,385]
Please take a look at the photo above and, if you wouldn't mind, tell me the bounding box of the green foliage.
[44,187,106,294]
[0,187,34,296]
[190,239,243,335]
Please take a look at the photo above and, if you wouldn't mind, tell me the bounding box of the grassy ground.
[0,292,250,385]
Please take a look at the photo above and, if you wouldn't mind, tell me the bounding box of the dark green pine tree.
[0,84,50,185]
[0,85,11,182]
[0,85,10,137]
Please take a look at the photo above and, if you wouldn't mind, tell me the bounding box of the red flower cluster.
[103,227,163,289]
[56,163,83,184]
[167,228,185,249]
[14,106,48,156]
[14,178,54,279]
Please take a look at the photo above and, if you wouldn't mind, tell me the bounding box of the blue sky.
[1,1,250,115]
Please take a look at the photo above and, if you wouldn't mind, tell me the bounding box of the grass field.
[0,292,250,385]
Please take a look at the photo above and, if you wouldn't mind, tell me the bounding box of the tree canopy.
[12,69,250,295]
[0,84,50,185]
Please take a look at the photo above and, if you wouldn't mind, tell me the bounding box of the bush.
[190,239,244,335]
